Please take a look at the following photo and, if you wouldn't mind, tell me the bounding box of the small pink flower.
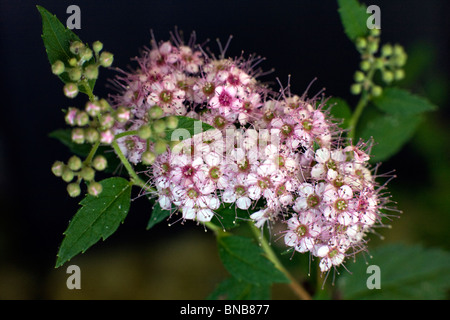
[284,211,322,253]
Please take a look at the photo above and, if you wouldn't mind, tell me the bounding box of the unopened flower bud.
[71,128,85,144]
[62,167,75,182]
[64,83,79,98]
[381,44,393,57]
[70,41,85,55]
[92,155,107,171]
[98,99,111,112]
[114,106,131,124]
[360,60,371,72]
[68,67,82,81]
[79,47,93,62]
[51,161,65,177]
[88,181,103,197]
[154,139,168,155]
[355,37,367,50]
[100,129,114,144]
[148,106,163,119]
[84,64,99,80]
[92,41,103,53]
[354,71,365,83]
[368,41,379,54]
[76,111,90,127]
[65,107,79,126]
[80,166,95,181]
[99,113,115,129]
[370,28,381,37]
[85,128,100,143]
[141,150,156,165]
[88,181,103,196]
[371,85,383,97]
[68,57,78,67]
[152,119,166,134]
[138,124,152,140]
[99,51,114,67]
[165,116,179,129]
[382,70,394,83]
[67,183,81,198]
[350,83,362,95]
[68,155,82,171]
[85,101,102,117]
[51,60,65,75]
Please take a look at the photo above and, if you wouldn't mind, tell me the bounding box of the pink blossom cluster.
[110,33,388,272]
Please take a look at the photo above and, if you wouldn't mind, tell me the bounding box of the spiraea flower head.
[105,30,395,272]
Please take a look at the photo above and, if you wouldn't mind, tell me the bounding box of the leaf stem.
[83,141,100,165]
[248,223,312,300]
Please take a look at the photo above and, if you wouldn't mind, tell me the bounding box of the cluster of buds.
[51,155,107,197]
[51,40,114,98]
[352,29,407,96]
[105,31,394,273]
[64,98,130,145]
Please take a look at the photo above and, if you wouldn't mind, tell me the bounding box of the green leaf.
[337,0,370,41]
[163,116,215,142]
[147,202,173,230]
[49,129,91,156]
[373,87,438,115]
[37,5,95,94]
[207,277,271,300]
[211,203,250,230]
[56,177,132,267]
[359,112,423,162]
[325,97,352,129]
[217,235,289,285]
[338,243,450,300]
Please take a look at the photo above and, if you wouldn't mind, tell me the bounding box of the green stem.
[111,140,147,188]
[81,79,95,102]
[348,90,369,142]
[248,223,312,300]
[114,130,139,140]
[83,141,100,165]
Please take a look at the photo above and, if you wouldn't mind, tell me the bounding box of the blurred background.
[0,0,448,299]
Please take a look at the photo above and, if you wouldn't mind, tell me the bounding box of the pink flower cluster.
[110,33,389,272]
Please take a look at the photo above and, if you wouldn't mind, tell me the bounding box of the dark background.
[0,0,449,299]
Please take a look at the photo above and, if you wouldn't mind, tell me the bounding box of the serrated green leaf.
[217,235,289,285]
[55,177,132,267]
[359,112,422,162]
[147,202,173,230]
[337,0,370,41]
[211,203,250,230]
[207,277,271,300]
[37,5,96,94]
[163,116,215,142]
[338,243,450,300]
[373,87,438,115]
[325,97,352,129]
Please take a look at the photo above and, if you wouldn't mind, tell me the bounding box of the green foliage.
[207,277,271,300]
[359,112,423,162]
[56,177,132,267]
[337,0,370,42]
[147,202,172,230]
[163,116,215,142]
[217,235,289,285]
[325,97,352,129]
[338,244,450,299]
[37,5,96,95]
[211,203,251,230]
[373,87,437,115]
